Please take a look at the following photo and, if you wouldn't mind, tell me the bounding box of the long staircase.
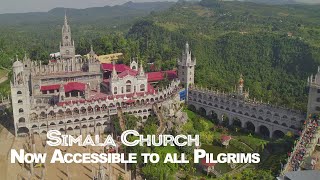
[117,107,126,131]
[152,103,166,135]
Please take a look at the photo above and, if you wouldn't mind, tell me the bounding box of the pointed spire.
[111,60,118,79]
[23,52,27,61]
[185,41,190,54]
[64,10,68,26]
[139,60,145,76]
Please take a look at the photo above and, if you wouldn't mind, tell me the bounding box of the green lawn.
[0,69,8,78]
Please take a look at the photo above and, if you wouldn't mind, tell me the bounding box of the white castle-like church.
[10,14,187,136]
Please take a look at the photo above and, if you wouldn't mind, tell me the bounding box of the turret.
[177,42,196,88]
[11,56,31,136]
[60,12,75,60]
[138,61,145,77]
[307,66,320,115]
[130,58,138,70]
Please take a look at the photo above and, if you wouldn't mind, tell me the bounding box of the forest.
[1,0,320,111]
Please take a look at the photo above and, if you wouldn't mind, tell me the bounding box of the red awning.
[125,99,135,103]
[40,82,85,93]
[64,82,86,92]
[40,84,60,91]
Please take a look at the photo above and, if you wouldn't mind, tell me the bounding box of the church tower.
[10,57,31,136]
[60,13,75,60]
[177,42,196,88]
[307,67,320,115]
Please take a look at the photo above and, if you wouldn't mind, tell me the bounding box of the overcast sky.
[0,0,318,14]
[0,0,177,14]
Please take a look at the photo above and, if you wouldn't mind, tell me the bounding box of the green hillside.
[125,0,320,111]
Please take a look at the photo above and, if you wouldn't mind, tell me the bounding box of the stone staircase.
[152,104,165,135]
[117,107,126,131]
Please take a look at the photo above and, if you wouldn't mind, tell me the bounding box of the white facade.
[110,61,148,95]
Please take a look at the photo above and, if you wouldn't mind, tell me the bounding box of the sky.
[0,0,176,14]
[0,0,318,14]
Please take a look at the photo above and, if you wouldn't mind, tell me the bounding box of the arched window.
[18,117,25,123]
[126,80,131,93]
[19,108,24,113]
[18,100,23,104]
[114,87,117,94]
[17,91,22,95]
[140,84,145,92]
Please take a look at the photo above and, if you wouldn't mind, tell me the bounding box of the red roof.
[40,82,86,93]
[201,158,216,167]
[118,69,138,78]
[221,135,232,142]
[146,70,177,82]
[101,63,131,72]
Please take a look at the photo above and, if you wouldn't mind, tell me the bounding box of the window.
[18,100,23,104]
[17,91,22,95]
[126,80,131,93]
[114,87,117,94]
[318,89,320,93]
[19,108,24,113]
[316,106,320,111]
[140,84,145,92]
[317,97,320,102]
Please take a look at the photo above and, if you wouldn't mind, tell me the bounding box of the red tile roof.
[201,158,216,167]
[221,135,232,142]
[101,63,131,72]
[117,69,138,78]
[146,70,177,82]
